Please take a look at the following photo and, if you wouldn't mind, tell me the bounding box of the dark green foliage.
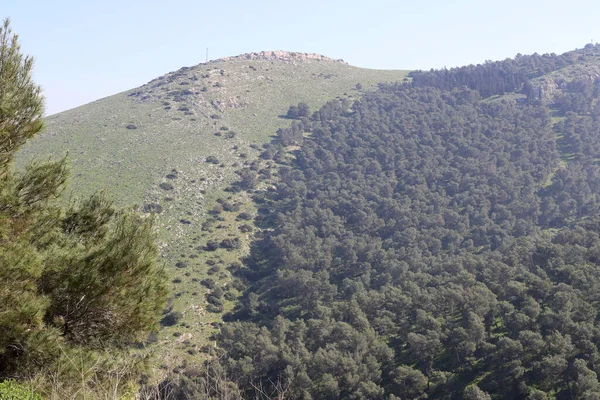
[206,155,219,164]
[204,240,220,251]
[237,212,252,221]
[410,45,600,98]
[201,279,216,289]
[142,203,163,213]
[217,56,600,398]
[237,168,258,189]
[220,237,240,249]
[0,19,166,390]
[160,311,182,327]
[159,182,173,190]
[239,224,253,233]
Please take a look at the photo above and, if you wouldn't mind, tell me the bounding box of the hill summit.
[212,50,347,64]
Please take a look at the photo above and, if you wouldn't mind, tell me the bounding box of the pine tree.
[0,18,167,386]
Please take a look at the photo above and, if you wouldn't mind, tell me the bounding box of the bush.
[207,295,222,307]
[159,182,174,191]
[206,304,223,313]
[201,279,216,289]
[224,292,237,301]
[126,123,137,130]
[297,102,310,117]
[239,224,253,233]
[160,311,182,327]
[205,240,220,251]
[220,238,241,250]
[208,265,221,275]
[206,156,219,164]
[143,203,163,214]
[237,212,252,221]
[286,105,299,119]
[0,380,43,400]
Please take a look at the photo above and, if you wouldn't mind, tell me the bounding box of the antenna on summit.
[206,47,208,63]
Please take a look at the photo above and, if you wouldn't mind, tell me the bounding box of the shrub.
[206,304,223,313]
[232,280,246,291]
[159,182,174,191]
[220,238,241,250]
[205,240,220,251]
[201,279,215,289]
[208,265,221,275]
[160,311,182,327]
[287,105,299,119]
[224,291,237,301]
[207,295,222,307]
[206,156,219,164]
[126,123,137,130]
[0,380,43,400]
[239,224,253,233]
[297,102,310,117]
[143,203,163,214]
[237,212,252,221]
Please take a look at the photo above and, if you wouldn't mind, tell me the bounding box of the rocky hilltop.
[212,50,347,64]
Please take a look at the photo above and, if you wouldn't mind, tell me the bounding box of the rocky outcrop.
[212,50,346,65]
[528,63,600,102]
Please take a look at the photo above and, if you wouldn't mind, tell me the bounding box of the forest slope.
[212,44,600,399]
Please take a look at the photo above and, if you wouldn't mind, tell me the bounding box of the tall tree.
[0,18,166,392]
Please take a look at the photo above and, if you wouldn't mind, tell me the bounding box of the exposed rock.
[213,50,347,65]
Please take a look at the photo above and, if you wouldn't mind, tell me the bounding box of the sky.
[4,0,600,115]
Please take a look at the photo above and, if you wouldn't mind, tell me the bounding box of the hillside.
[207,44,600,399]
[16,42,600,398]
[16,52,409,373]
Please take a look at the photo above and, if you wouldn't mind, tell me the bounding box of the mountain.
[16,51,409,370]
[18,43,600,398]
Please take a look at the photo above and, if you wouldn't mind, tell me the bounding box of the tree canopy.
[215,47,600,398]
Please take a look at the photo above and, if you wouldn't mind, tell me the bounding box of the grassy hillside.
[16,51,409,373]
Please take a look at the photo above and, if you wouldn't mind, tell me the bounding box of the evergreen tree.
[0,18,166,394]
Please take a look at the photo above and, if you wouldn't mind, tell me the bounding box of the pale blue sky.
[5,0,600,115]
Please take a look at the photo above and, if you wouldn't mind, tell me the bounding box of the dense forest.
[207,47,600,399]
[409,44,600,99]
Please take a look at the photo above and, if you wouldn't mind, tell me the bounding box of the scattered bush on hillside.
[160,312,182,327]
[142,203,163,213]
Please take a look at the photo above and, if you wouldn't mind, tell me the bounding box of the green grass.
[16,55,409,372]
